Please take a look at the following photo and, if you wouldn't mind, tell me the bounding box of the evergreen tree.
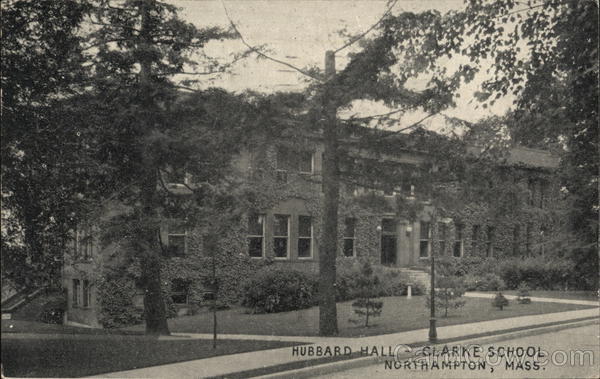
[426,276,466,318]
[349,261,383,327]
[492,292,509,310]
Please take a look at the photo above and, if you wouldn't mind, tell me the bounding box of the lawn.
[150,296,596,338]
[1,332,299,378]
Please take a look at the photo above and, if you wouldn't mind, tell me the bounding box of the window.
[486,226,495,257]
[165,166,187,185]
[297,216,313,258]
[419,222,431,258]
[453,224,464,257]
[273,214,289,259]
[82,280,91,308]
[247,214,265,258]
[527,179,536,206]
[343,218,356,257]
[472,225,480,254]
[402,183,415,197]
[73,226,94,261]
[72,279,80,307]
[167,224,187,256]
[437,222,446,255]
[171,279,189,304]
[512,225,520,255]
[277,147,313,174]
[539,181,547,208]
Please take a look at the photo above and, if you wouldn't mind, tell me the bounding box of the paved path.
[94,305,599,378]
[464,292,599,306]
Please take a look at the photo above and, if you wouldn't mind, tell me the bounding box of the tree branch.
[333,0,399,54]
[221,0,323,83]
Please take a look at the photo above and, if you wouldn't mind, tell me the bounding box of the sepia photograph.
[1,0,598,378]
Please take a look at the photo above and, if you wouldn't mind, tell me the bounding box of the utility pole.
[319,50,339,336]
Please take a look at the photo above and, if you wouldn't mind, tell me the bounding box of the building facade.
[63,134,561,327]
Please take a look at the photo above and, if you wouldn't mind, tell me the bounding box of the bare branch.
[221,0,324,83]
[333,0,399,54]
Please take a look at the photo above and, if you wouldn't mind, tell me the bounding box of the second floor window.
[472,224,480,254]
[343,218,356,257]
[276,147,313,174]
[167,225,187,257]
[273,214,289,259]
[73,226,94,261]
[247,214,265,258]
[298,216,312,258]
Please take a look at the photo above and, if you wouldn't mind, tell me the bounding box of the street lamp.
[429,250,437,342]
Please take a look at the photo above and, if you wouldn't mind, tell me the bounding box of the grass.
[133,295,595,338]
[1,332,299,378]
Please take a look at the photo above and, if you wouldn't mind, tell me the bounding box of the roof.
[466,145,560,169]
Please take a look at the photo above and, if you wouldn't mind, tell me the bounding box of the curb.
[259,318,599,379]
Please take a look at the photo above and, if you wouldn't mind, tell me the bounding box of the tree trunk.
[137,0,169,336]
[319,50,339,336]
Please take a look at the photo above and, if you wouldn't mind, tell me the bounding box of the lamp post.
[428,251,437,342]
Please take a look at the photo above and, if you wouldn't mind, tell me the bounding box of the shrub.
[477,273,506,291]
[492,292,509,310]
[241,267,316,313]
[97,273,143,328]
[336,260,412,300]
[516,282,532,304]
[38,291,67,324]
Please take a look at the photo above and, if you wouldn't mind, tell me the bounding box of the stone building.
[62,132,560,327]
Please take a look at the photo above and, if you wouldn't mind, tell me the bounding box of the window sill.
[273,257,290,260]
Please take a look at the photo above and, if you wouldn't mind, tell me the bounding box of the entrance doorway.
[381,218,397,265]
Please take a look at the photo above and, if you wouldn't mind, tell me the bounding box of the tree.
[67,0,244,335]
[492,292,509,310]
[426,276,467,317]
[348,261,383,327]
[1,0,91,290]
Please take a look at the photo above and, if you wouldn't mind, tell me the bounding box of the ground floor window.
[381,218,397,265]
[486,226,495,257]
[273,214,289,258]
[82,280,92,308]
[297,216,312,258]
[419,221,431,258]
[171,279,189,304]
[72,279,80,307]
[343,218,356,257]
[247,214,265,258]
[167,224,187,257]
[437,222,447,255]
[453,223,464,257]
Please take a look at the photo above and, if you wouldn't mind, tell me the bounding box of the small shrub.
[516,282,532,304]
[241,267,316,313]
[38,291,67,324]
[476,273,506,291]
[348,261,383,327]
[426,276,466,317]
[492,292,509,310]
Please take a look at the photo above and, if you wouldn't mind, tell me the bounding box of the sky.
[169,0,517,130]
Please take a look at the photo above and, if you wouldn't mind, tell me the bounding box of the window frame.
[437,222,447,255]
[167,224,187,257]
[273,214,290,259]
[453,223,464,258]
[297,215,313,259]
[486,226,495,257]
[343,218,356,257]
[247,213,265,258]
[72,279,80,308]
[419,221,431,258]
[82,279,91,308]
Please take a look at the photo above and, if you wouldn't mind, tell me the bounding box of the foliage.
[426,276,466,317]
[1,0,91,290]
[241,267,317,313]
[516,283,532,304]
[492,292,509,310]
[498,257,575,290]
[97,268,143,329]
[348,261,383,327]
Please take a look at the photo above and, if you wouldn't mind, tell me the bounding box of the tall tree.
[1,0,90,290]
[80,0,239,334]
